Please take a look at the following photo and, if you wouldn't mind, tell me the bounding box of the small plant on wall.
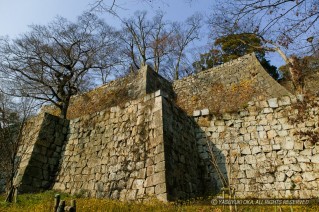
[288,93,319,146]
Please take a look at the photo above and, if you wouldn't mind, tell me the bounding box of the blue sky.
[0,0,211,37]
[0,0,284,67]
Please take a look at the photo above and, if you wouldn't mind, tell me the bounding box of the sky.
[0,0,210,37]
[0,0,284,67]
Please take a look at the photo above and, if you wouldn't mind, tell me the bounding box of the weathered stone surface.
[241,146,251,155]
[268,98,278,108]
[132,179,144,189]
[12,62,319,201]
[145,172,162,188]
[193,110,201,117]
[145,187,155,196]
[246,170,256,178]
[201,108,210,116]
[155,183,167,194]
[251,146,261,154]
[275,172,286,182]
[311,155,319,163]
[302,172,316,182]
[283,138,294,150]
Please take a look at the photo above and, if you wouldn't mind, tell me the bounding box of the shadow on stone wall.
[15,114,69,193]
[162,96,227,200]
[195,125,228,196]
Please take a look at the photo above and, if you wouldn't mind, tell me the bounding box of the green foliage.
[259,58,279,80]
[0,190,62,211]
[214,33,265,62]
[193,49,223,71]
[194,33,279,80]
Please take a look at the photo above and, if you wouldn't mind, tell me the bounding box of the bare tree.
[89,0,120,16]
[120,11,202,80]
[122,11,153,69]
[0,93,36,202]
[120,11,174,73]
[90,0,194,14]
[211,0,319,45]
[150,12,175,74]
[171,13,202,80]
[209,0,319,93]
[0,13,121,119]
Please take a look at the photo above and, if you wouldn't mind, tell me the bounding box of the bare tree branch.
[0,12,122,119]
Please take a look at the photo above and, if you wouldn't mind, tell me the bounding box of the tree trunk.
[288,56,304,94]
[60,102,69,119]
[174,57,181,80]
[268,42,304,94]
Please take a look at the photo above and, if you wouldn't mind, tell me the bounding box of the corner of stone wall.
[140,65,175,100]
[14,113,69,193]
[50,90,170,202]
[160,91,207,200]
[143,90,168,202]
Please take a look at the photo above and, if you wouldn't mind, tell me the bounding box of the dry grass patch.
[1,191,319,212]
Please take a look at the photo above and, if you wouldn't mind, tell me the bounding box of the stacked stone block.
[12,55,319,201]
[173,53,291,115]
[194,95,319,198]
[14,113,69,192]
[162,97,206,200]
[53,92,168,201]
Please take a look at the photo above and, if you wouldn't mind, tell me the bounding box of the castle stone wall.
[41,66,174,120]
[162,96,206,200]
[194,95,319,198]
[52,92,169,201]
[173,53,290,115]
[145,67,175,99]
[14,113,69,192]
[12,54,319,201]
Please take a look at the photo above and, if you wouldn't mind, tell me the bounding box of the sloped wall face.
[53,93,168,201]
[194,96,319,198]
[173,54,290,115]
[41,71,144,119]
[41,66,174,120]
[145,68,175,99]
[161,97,208,200]
[14,114,69,192]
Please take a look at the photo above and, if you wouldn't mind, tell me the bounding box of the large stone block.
[144,172,166,188]
[311,154,319,163]
[155,183,167,194]
[267,98,278,108]
[283,137,294,150]
[302,172,316,182]
[132,179,144,189]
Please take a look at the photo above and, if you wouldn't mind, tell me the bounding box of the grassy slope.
[0,191,319,212]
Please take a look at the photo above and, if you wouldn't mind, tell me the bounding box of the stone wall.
[16,91,209,201]
[13,54,319,201]
[53,91,169,201]
[145,67,175,99]
[173,53,291,115]
[14,113,69,192]
[194,95,319,198]
[41,66,174,119]
[162,96,206,200]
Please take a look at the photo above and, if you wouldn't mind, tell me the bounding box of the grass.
[0,191,319,212]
